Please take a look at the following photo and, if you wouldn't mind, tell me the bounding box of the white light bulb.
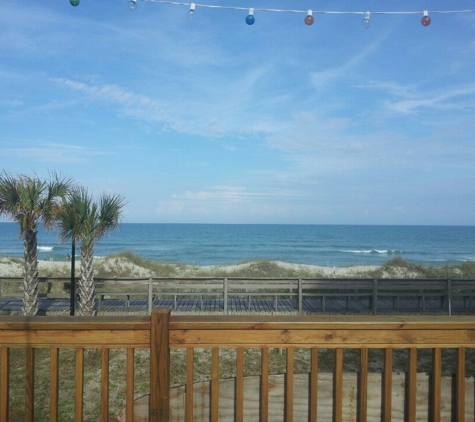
[362,11,371,29]
[129,0,137,11]
[187,3,196,19]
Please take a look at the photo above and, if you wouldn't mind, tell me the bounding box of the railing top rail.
[0,315,151,348]
[168,314,475,329]
[0,315,150,330]
[167,312,475,349]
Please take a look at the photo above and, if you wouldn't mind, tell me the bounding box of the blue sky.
[1,0,475,225]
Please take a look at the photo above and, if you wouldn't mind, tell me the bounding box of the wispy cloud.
[358,81,475,115]
[0,142,111,163]
[309,35,387,89]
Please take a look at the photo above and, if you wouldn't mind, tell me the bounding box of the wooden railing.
[1,309,475,421]
[2,276,475,314]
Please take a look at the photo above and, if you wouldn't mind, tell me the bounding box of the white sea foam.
[38,246,54,252]
[340,249,398,255]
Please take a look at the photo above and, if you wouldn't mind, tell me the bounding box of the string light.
[70,0,475,29]
[362,11,371,29]
[187,2,196,19]
[421,10,431,26]
[245,8,255,25]
[137,0,475,23]
[129,0,138,11]
[304,10,314,26]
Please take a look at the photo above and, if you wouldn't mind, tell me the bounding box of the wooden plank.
[75,347,84,422]
[431,348,441,422]
[309,348,318,422]
[235,348,244,422]
[1,347,10,422]
[260,348,269,422]
[101,348,109,422]
[334,348,343,422]
[457,347,466,422]
[168,315,475,330]
[407,348,417,422]
[285,347,294,422]
[126,348,135,422]
[211,348,219,422]
[186,349,194,422]
[0,316,150,330]
[150,308,170,422]
[382,348,393,422]
[358,347,368,422]
[169,327,475,348]
[0,329,150,348]
[50,347,59,422]
[25,347,34,422]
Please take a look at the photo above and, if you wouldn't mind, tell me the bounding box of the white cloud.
[0,142,111,163]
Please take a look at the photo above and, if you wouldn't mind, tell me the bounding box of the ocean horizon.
[0,222,474,267]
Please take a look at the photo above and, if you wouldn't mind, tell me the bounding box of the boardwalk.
[1,295,473,315]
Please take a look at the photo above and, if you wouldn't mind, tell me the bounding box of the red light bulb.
[304,10,314,26]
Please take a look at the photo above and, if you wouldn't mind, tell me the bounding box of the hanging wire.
[139,0,475,17]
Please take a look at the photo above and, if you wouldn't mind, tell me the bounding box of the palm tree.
[57,187,125,316]
[0,172,72,315]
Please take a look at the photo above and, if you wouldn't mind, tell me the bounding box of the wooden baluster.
[309,348,318,422]
[382,348,393,422]
[25,347,34,422]
[186,348,194,422]
[407,348,417,422]
[431,348,441,422]
[50,347,60,422]
[457,347,466,422]
[358,347,368,422]
[1,347,9,422]
[126,348,135,421]
[235,348,244,422]
[101,348,110,422]
[333,348,343,422]
[75,347,84,422]
[260,348,269,422]
[285,348,294,422]
[211,348,219,422]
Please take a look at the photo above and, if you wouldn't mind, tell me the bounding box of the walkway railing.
[2,276,475,314]
[1,309,475,421]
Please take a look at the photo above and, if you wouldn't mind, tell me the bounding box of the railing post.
[224,278,228,314]
[148,278,153,314]
[298,278,302,314]
[150,308,170,422]
[447,278,452,316]
[372,279,378,315]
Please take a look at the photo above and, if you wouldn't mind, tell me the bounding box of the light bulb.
[70,0,80,6]
[128,0,137,11]
[187,3,196,20]
[304,10,314,26]
[421,10,431,26]
[362,12,371,29]
[246,8,255,25]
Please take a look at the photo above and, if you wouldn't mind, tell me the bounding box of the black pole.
[70,240,76,316]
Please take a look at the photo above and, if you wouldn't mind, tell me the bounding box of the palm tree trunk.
[78,244,96,316]
[22,228,39,316]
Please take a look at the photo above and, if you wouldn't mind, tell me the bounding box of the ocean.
[0,223,474,267]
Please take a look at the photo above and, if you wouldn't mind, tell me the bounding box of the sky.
[1,0,475,225]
